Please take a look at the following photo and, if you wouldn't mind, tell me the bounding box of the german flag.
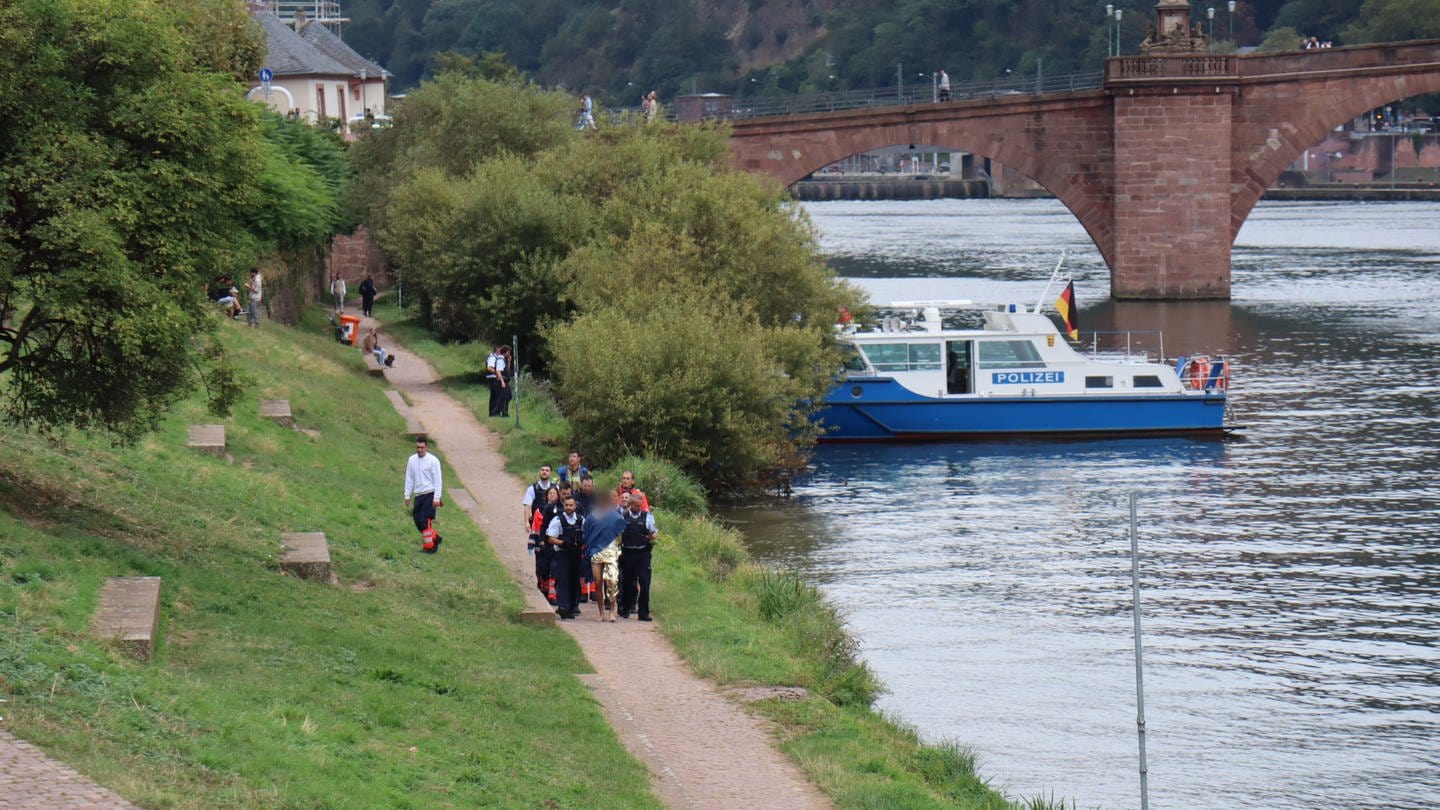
[1055,280,1079,340]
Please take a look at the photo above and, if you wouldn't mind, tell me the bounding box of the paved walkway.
[370,318,831,810]
[0,730,139,809]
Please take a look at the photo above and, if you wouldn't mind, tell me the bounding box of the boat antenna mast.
[1033,249,1069,314]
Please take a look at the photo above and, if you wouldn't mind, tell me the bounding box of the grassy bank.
[0,312,659,807]
[382,303,1046,809]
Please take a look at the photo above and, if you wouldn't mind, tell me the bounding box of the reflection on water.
[724,199,1440,809]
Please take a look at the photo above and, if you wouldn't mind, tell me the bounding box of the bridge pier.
[1111,88,1236,299]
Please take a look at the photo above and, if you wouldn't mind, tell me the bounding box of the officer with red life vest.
[523,464,555,601]
[546,496,586,620]
[616,491,658,621]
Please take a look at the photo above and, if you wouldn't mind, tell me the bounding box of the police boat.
[818,301,1231,442]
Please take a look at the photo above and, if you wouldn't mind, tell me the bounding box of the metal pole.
[1129,492,1152,810]
[897,62,903,102]
[512,334,521,429]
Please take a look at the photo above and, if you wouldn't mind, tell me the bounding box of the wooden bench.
[259,399,293,428]
[279,532,335,584]
[91,577,162,661]
[383,390,426,437]
[186,424,225,456]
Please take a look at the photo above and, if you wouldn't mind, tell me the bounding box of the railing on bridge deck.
[716,70,1103,120]
[1105,55,1238,81]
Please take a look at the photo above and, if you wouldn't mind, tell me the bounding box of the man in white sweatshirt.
[403,436,444,551]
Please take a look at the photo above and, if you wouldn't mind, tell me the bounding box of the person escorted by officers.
[617,492,658,621]
[546,496,586,620]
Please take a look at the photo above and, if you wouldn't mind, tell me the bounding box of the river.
[722,199,1440,809]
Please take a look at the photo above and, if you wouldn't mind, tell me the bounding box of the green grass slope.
[0,311,659,809]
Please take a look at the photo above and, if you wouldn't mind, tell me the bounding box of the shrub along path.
[370,316,831,810]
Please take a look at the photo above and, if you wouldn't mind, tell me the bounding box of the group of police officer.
[523,453,658,621]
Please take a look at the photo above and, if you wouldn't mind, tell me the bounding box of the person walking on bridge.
[939,69,951,102]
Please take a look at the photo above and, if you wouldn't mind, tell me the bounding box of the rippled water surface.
[724,199,1440,809]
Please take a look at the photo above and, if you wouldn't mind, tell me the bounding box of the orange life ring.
[1187,357,1211,390]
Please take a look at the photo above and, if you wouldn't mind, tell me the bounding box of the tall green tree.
[0,0,349,439]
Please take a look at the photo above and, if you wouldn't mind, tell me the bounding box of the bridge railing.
[1105,55,1238,81]
[719,70,1104,120]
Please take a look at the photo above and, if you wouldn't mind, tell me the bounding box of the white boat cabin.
[841,303,1206,399]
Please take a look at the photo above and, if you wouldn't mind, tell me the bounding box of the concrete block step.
[259,399,293,428]
[91,577,162,661]
[186,425,225,455]
[280,532,336,584]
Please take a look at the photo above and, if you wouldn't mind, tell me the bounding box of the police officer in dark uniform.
[546,496,586,619]
[523,465,555,602]
[617,492,658,621]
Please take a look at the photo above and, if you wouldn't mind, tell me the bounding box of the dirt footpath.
[371,321,830,810]
[0,729,139,809]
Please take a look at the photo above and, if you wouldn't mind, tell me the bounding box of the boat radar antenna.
[1034,250,1069,314]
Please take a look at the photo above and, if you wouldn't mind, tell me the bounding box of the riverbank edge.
[383,309,1054,809]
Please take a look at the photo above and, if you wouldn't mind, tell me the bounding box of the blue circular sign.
[259,68,273,83]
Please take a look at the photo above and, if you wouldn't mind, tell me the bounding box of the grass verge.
[0,310,659,808]
[380,302,1057,809]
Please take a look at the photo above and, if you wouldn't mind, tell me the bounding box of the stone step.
[259,399,293,428]
[279,532,335,584]
[383,390,426,437]
[366,366,385,378]
[520,608,557,626]
[91,577,162,661]
[186,424,226,455]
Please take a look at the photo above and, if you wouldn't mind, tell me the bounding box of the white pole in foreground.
[1033,249,1068,313]
[1129,491,1151,810]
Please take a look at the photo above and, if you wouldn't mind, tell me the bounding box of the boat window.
[1133,375,1164,388]
[977,339,1046,369]
[841,347,869,372]
[1085,376,1114,389]
[947,340,972,394]
[860,343,942,372]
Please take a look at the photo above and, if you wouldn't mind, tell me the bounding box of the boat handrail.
[1075,330,1167,363]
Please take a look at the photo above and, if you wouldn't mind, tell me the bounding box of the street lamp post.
[359,68,367,128]
[1115,8,1124,57]
[1227,0,1236,42]
[1207,7,1215,40]
[931,71,938,103]
[1106,4,1114,58]
[897,61,903,102]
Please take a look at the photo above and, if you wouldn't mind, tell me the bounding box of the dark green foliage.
[363,71,860,484]
[0,0,352,441]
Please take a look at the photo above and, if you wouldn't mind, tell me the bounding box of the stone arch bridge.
[729,39,1440,299]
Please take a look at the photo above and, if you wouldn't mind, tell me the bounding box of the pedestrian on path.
[547,496,586,619]
[359,273,377,317]
[584,493,624,622]
[617,492,658,621]
[245,267,263,327]
[577,94,596,130]
[485,345,510,417]
[939,69,951,102]
[330,273,347,312]
[403,436,444,552]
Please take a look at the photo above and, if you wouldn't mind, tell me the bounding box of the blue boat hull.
[818,378,1227,442]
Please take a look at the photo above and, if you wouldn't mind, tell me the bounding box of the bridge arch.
[732,91,1118,266]
[1231,44,1440,234]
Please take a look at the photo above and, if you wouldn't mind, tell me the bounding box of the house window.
[317,85,327,119]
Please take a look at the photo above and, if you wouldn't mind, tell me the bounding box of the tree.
[0,0,349,440]
[1257,25,1306,50]
[1341,0,1440,42]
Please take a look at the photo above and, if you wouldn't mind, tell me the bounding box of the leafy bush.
[592,455,707,517]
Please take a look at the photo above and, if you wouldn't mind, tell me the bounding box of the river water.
[722,199,1440,809]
